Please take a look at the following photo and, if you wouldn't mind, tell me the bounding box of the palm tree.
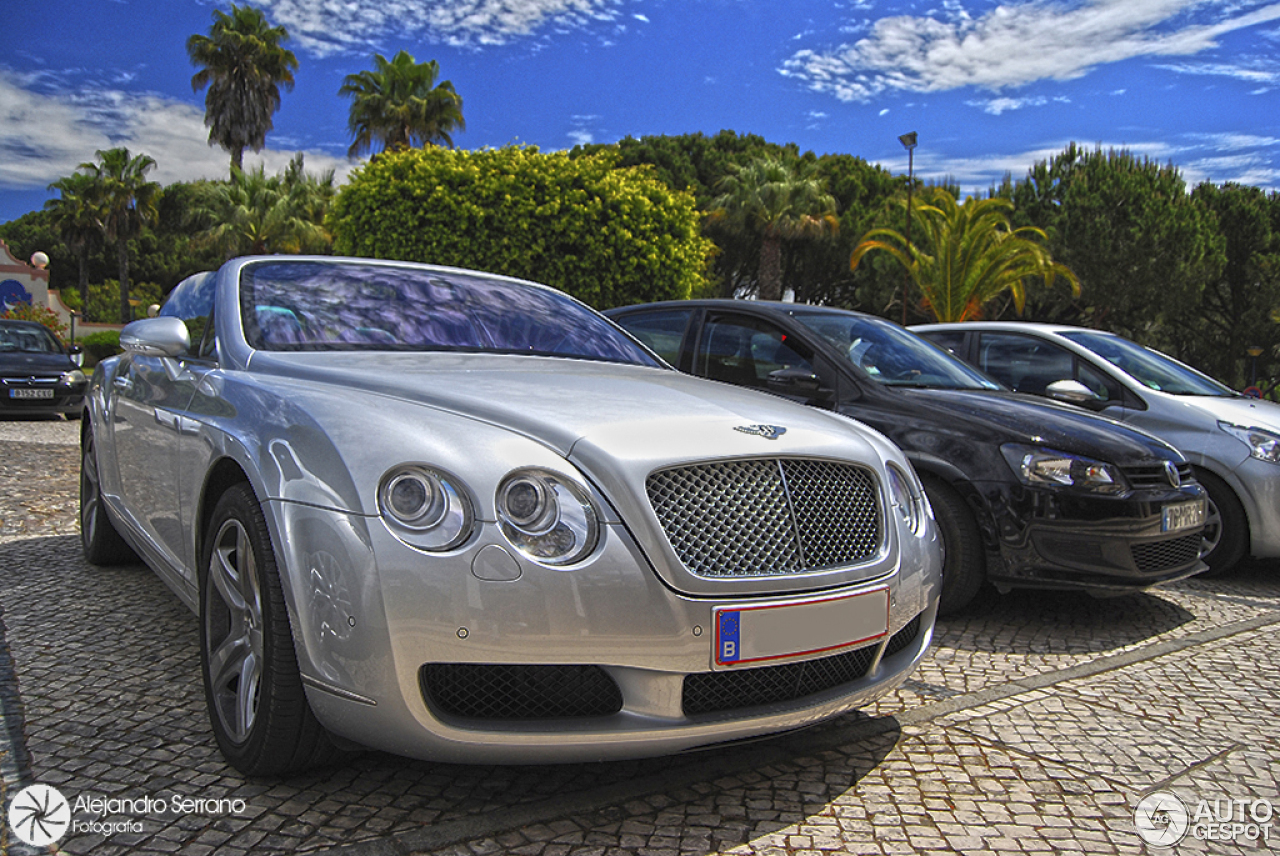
[339,51,465,158]
[78,148,161,323]
[190,157,333,258]
[187,4,297,173]
[45,172,102,312]
[851,188,1080,322]
[708,157,838,301]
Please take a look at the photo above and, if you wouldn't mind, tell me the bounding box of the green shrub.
[61,280,164,324]
[328,146,712,309]
[1,303,68,340]
[79,330,122,366]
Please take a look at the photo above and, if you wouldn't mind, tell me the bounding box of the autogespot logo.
[1135,791,1191,847]
[8,783,71,846]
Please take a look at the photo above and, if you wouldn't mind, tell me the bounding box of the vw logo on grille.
[1164,461,1181,488]
[734,424,787,440]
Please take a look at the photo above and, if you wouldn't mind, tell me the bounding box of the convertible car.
[81,257,940,774]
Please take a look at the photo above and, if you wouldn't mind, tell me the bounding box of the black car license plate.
[1162,499,1206,533]
[9,388,54,399]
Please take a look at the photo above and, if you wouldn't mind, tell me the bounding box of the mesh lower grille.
[647,458,882,578]
[682,644,879,716]
[421,664,623,720]
[1131,533,1202,573]
[883,614,922,658]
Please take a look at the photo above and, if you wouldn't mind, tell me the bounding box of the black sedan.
[0,319,86,419]
[607,300,1208,613]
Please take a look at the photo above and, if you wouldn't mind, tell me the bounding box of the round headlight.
[497,469,599,566]
[378,466,473,550]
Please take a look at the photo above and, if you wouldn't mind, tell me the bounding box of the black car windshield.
[1061,330,1235,396]
[240,261,660,366]
[0,322,61,354]
[793,310,1001,389]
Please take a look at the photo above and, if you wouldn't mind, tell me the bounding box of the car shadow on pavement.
[932,587,1197,655]
[0,534,905,855]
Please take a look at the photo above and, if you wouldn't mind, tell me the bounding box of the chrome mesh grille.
[646,458,882,578]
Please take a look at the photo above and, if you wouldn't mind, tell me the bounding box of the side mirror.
[1046,379,1103,405]
[68,344,84,366]
[767,368,826,400]
[120,317,191,358]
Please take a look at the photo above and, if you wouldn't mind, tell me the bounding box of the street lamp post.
[898,132,918,326]
[1248,346,1264,388]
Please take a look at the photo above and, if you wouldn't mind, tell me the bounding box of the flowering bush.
[1,302,69,341]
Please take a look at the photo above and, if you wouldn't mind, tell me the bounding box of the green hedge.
[327,146,712,309]
[79,330,122,366]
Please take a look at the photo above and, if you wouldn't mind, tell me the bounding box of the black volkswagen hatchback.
[0,319,87,419]
[607,301,1208,613]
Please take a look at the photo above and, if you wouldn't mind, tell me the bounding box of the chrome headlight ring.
[496,468,600,566]
[378,465,474,551]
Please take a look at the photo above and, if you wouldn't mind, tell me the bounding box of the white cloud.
[781,0,1280,101]
[966,94,1071,114]
[0,73,354,191]
[1155,59,1280,81]
[257,0,627,55]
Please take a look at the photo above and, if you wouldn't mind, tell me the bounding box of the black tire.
[200,483,338,775]
[80,427,139,566]
[1194,468,1248,575]
[921,476,986,615]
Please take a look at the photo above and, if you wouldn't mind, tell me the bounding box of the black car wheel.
[921,476,986,615]
[200,483,338,775]
[80,427,138,566]
[1194,469,1247,575]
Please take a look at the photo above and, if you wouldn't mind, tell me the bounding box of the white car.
[915,321,1280,573]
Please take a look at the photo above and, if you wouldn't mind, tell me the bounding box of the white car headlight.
[1001,444,1127,495]
[378,466,473,550]
[886,464,925,534]
[1220,421,1280,464]
[497,469,599,565]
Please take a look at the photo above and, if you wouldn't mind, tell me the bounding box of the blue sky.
[3,0,1280,225]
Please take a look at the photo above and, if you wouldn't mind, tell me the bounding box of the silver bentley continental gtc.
[80,257,941,774]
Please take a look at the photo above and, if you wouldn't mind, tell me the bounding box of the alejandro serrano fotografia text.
[73,793,248,817]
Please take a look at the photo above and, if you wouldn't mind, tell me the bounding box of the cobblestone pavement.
[0,417,1277,855]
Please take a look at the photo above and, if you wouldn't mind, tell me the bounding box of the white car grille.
[645,458,883,578]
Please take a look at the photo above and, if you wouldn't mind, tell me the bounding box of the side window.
[1077,360,1121,402]
[160,271,218,360]
[922,330,966,356]
[612,309,693,365]
[696,315,814,389]
[978,333,1073,395]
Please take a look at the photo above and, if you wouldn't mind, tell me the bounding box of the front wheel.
[200,483,338,775]
[80,427,138,566]
[921,476,986,615]
[1194,469,1247,575]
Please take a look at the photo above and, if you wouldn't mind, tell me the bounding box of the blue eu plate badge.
[718,611,741,663]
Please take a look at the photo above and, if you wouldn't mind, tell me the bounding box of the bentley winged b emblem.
[735,424,787,440]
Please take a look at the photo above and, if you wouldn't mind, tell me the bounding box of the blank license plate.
[9,388,53,399]
[714,587,889,668]
[1162,499,1206,533]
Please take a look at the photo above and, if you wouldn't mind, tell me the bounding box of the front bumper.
[269,500,939,764]
[978,482,1208,592]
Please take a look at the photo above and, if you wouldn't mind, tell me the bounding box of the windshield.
[240,261,660,367]
[793,311,1002,390]
[1060,330,1235,396]
[0,322,61,355]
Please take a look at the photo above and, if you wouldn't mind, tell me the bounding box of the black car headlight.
[497,469,599,565]
[378,465,474,550]
[59,370,87,386]
[1001,444,1127,495]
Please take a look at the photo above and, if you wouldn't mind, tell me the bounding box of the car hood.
[1167,393,1280,432]
[0,352,73,374]
[897,387,1179,463]
[248,351,890,466]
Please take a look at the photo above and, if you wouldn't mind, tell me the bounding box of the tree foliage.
[708,156,838,301]
[1009,144,1224,339]
[187,3,297,172]
[44,171,102,310]
[328,146,712,308]
[852,188,1079,322]
[340,51,465,157]
[188,156,334,258]
[76,148,162,322]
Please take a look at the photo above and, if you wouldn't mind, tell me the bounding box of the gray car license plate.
[1162,498,1206,533]
[713,587,889,668]
[9,388,54,399]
